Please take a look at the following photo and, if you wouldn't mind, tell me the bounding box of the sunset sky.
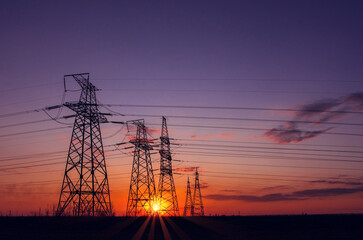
[1,0,363,216]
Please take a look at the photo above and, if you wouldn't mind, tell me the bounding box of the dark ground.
[0,214,362,240]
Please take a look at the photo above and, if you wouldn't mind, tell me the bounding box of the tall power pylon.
[126,120,157,216]
[157,117,179,216]
[183,177,193,216]
[56,73,112,216]
[192,168,204,216]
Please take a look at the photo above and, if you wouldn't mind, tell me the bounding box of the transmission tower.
[157,117,179,216]
[183,177,193,216]
[56,73,112,216]
[126,120,157,216]
[192,168,204,216]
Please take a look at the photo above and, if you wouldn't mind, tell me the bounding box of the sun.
[153,203,160,212]
[152,202,160,213]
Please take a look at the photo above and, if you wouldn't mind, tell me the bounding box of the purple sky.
[1,0,363,215]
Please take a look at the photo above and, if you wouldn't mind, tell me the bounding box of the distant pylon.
[157,117,179,216]
[183,177,193,216]
[56,73,112,216]
[192,168,204,216]
[126,120,156,216]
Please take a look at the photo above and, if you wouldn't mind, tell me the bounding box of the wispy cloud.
[263,92,363,143]
[293,187,363,198]
[310,179,363,187]
[205,186,363,202]
[264,126,332,144]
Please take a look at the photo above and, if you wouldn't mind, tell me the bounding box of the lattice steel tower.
[126,120,156,216]
[192,168,204,216]
[183,177,193,216]
[56,73,112,216]
[157,117,179,216]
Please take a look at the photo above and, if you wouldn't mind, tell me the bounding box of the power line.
[0,179,61,185]
[0,172,339,188]
[103,104,363,115]
[148,123,363,137]
[0,81,60,93]
[197,174,312,182]
[0,119,55,129]
[174,150,363,163]
[0,108,45,119]
[178,172,362,183]
[0,126,71,138]
[93,78,363,83]
[1,170,360,188]
[179,143,363,155]
[121,113,363,127]
[0,161,65,171]
[176,170,333,182]
[0,150,65,162]
[0,152,128,169]
[101,88,348,95]
[200,170,360,181]
[0,94,65,107]
[0,160,131,176]
[0,169,63,176]
[2,142,360,172]
[179,159,363,171]
[175,149,363,163]
[0,157,63,168]
[178,138,363,149]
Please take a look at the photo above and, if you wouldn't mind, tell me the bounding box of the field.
[0,214,362,240]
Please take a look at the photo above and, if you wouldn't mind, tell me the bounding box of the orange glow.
[152,202,160,213]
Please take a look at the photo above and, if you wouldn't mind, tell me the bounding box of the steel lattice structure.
[56,73,112,216]
[157,117,179,216]
[192,168,204,216]
[126,120,156,216]
[183,177,193,216]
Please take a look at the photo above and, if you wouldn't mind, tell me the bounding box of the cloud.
[264,126,332,144]
[295,99,341,119]
[343,92,363,107]
[310,180,363,186]
[263,92,363,144]
[205,186,363,202]
[293,187,363,198]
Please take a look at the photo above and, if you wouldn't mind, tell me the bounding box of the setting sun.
[153,203,160,212]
